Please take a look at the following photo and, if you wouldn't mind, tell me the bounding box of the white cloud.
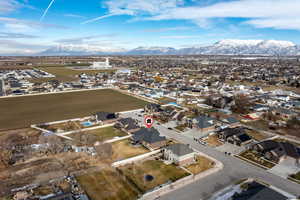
[85,0,300,31]
[0,0,21,14]
[147,0,300,30]
[0,17,69,30]
[64,14,86,19]
[82,0,183,24]
[160,35,201,39]
[142,26,191,32]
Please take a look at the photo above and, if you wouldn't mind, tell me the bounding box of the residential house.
[144,103,162,113]
[163,143,196,166]
[222,117,240,128]
[252,140,300,163]
[191,116,216,133]
[115,118,140,133]
[232,181,288,200]
[94,111,118,123]
[131,127,167,150]
[270,107,298,120]
[218,127,252,146]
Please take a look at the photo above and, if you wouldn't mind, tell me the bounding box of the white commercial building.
[91,58,112,69]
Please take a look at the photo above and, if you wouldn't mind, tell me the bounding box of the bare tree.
[231,94,253,114]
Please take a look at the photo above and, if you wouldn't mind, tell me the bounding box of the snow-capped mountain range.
[40,39,300,56]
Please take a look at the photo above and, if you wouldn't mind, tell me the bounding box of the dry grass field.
[77,169,138,200]
[31,67,116,83]
[0,89,148,130]
[69,126,128,142]
[185,155,215,174]
[204,135,223,147]
[111,140,149,161]
[119,160,190,193]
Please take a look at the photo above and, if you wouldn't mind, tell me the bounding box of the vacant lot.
[119,160,189,193]
[69,126,128,142]
[0,89,147,130]
[77,169,138,200]
[245,129,269,141]
[111,139,149,161]
[185,155,215,174]
[31,67,115,82]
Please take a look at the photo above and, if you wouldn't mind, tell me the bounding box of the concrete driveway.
[216,143,246,155]
[268,158,300,178]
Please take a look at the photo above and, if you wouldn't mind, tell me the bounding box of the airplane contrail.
[81,13,116,24]
[40,0,56,21]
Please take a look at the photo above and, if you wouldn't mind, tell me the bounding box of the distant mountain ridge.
[40,39,300,56]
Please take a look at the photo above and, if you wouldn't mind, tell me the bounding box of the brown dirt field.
[0,89,148,130]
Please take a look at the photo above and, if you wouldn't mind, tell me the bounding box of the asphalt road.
[121,111,300,200]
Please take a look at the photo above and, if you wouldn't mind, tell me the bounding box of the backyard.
[77,169,138,200]
[0,89,148,130]
[118,160,190,193]
[245,129,269,141]
[111,139,149,161]
[69,126,128,142]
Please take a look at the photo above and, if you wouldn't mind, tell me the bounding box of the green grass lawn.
[0,89,148,130]
[119,160,190,193]
[70,126,127,142]
[77,169,138,200]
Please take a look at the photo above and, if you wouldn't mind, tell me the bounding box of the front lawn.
[185,155,215,174]
[239,150,275,169]
[77,169,138,200]
[289,171,300,181]
[204,135,223,147]
[119,160,190,193]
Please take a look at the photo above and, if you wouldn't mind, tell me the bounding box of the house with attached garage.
[221,117,240,128]
[114,118,140,133]
[131,127,167,150]
[191,115,217,133]
[218,127,252,146]
[252,140,300,163]
[163,143,196,166]
[270,107,298,120]
[93,111,118,124]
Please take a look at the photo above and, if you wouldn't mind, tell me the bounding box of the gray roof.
[233,182,287,200]
[165,143,194,156]
[224,117,239,124]
[194,116,215,128]
[132,127,166,144]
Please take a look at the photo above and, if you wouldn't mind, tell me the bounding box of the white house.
[163,143,196,166]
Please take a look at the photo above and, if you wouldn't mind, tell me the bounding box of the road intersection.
[121,111,300,200]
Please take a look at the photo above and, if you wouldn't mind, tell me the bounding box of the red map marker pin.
[144,115,154,129]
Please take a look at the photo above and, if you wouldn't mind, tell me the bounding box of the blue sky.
[0,0,300,54]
